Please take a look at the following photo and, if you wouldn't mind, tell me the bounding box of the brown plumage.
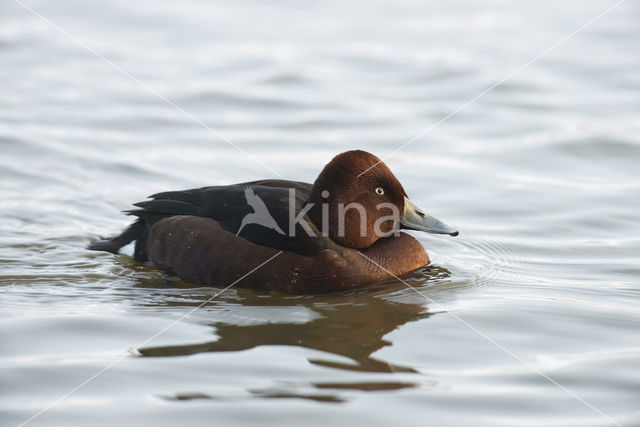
[89,150,458,293]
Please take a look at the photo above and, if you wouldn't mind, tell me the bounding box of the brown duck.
[89,150,458,293]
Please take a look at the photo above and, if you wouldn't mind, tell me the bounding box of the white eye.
[375,187,384,195]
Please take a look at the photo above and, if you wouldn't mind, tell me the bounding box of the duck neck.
[358,232,430,275]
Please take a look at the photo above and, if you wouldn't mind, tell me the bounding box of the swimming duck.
[89,150,458,293]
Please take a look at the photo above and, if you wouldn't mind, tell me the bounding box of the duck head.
[307,150,458,248]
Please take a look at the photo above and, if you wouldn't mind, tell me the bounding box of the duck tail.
[88,218,149,261]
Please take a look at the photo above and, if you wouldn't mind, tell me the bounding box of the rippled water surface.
[2,0,639,426]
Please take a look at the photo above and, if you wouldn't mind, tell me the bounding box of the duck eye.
[375,187,384,195]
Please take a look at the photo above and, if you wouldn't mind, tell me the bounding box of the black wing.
[128,179,330,256]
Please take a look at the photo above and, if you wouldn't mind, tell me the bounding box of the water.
[1,0,639,426]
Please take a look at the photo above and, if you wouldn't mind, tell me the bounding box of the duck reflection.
[138,265,451,378]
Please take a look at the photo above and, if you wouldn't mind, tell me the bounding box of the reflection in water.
[163,380,420,404]
[164,390,348,404]
[138,266,451,398]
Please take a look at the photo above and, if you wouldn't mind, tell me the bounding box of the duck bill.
[400,197,459,236]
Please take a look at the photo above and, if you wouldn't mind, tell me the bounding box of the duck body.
[89,151,457,293]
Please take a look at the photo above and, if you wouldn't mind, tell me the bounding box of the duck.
[88,150,458,293]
